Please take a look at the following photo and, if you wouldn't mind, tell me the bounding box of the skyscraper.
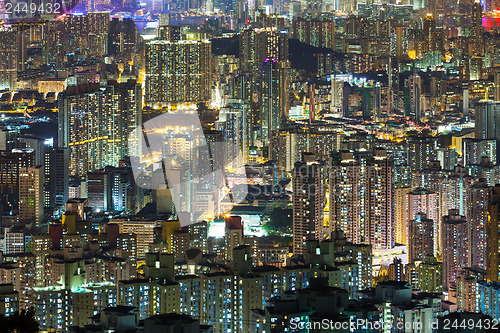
[423,14,436,53]
[408,213,434,263]
[292,17,335,49]
[157,14,181,41]
[408,136,436,171]
[293,153,325,255]
[86,171,109,213]
[475,100,500,162]
[367,149,394,249]
[330,75,346,116]
[417,257,443,293]
[442,209,469,291]
[108,18,140,62]
[58,80,142,177]
[239,28,288,74]
[18,166,44,225]
[407,74,423,122]
[494,68,500,102]
[0,29,17,90]
[361,85,373,120]
[217,99,251,167]
[487,185,500,282]
[475,100,500,141]
[349,82,378,120]
[12,21,45,72]
[469,179,490,271]
[408,188,439,254]
[427,0,437,19]
[395,186,410,245]
[225,216,243,261]
[145,40,212,106]
[471,0,483,39]
[330,151,363,244]
[469,57,483,81]
[260,58,288,146]
[330,148,394,249]
[43,147,69,211]
[0,151,35,215]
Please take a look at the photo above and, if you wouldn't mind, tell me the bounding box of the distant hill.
[288,38,337,73]
[211,36,239,56]
[211,36,340,74]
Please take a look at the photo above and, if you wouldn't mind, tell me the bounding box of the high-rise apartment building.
[145,40,211,105]
[469,179,491,271]
[395,186,410,245]
[487,185,500,282]
[158,25,181,41]
[0,151,34,215]
[0,284,18,318]
[58,80,142,177]
[494,68,500,102]
[239,28,288,73]
[407,74,422,122]
[0,29,17,90]
[388,258,404,281]
[292,17,335,49]
[330,150,365,245]
[260,59,289,145]
[367,148,393,249]
[423,14,436,53]
[293,153,325,255]
[408,188,438,254]
[408,136,436,171]
[456,273,478,312]
[330,149,394,249]
[442,209,469,291]
[417,257,443,293]
[475,100,500,141]
[408,213,434,263]
[18,166,44,225]
[471,0,483,39]
[43,147,68,210]
[111,219,162,259]
[12,21,45,72]
[108,17,140,62]
[438,171,472,222]
[463,139,497,166]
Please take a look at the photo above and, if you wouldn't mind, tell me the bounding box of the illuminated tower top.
[472,0,484,38]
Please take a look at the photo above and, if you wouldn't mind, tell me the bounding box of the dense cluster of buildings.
[1,0,500,332]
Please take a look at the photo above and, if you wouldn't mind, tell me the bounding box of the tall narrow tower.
[469,179,490,271]
[487,185,500,282]
[471,0,483,39]
[442,209,469,291]
[293,153,325,255]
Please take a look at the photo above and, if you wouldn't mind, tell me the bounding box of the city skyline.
[0,0,499,332]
